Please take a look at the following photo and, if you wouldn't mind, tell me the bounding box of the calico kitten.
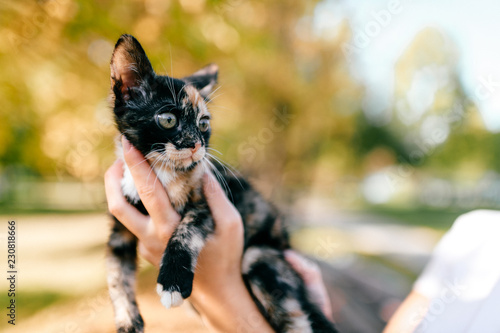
[106,34,338,333]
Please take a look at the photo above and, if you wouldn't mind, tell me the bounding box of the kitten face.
[110,34,218,171]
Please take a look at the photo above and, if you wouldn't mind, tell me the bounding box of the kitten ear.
[110,34,154,101]
[182,63,218,99]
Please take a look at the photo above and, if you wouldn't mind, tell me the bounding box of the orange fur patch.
[184,85,204,109]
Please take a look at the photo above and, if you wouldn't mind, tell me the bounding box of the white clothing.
[413,210,500,333]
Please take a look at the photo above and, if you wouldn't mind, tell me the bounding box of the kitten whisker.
[203,157,232,200]
[205,91,224,104]
[206,147,223,156]
[159,61,178,106]
[145,149,170,187]
[156,102,177,114]
[151,158,163,189]
[168,46,178,105]
[200,161,215,194]
[205,85,223,104]
[167,76,178,105]
[206,152,243,190]
[206,105,236,113]
[177,83,187,105]
[128,149,163,170]
[205,85,222,99]
[147,155,162,186]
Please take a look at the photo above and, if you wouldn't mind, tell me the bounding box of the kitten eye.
[199,118,210,132]
[156,113,177,129]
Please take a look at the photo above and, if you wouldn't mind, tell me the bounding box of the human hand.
[105,138,182,267]
[284,250,334,321]
[105,137,273,332]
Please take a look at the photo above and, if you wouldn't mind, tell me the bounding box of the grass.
[364,206,470,231]
[0,206,105,215]
[0,291,70,328]
[359,253,419,280]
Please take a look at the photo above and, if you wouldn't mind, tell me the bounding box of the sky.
[313,0,500,132]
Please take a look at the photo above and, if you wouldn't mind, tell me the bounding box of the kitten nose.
[191,142,202,154]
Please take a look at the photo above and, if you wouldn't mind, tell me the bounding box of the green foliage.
[352,115,410,161]
[367,206,468,231]
[0,0,498,209]
[0,291,69,328]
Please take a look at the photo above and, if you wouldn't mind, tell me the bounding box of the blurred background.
[1,0,499,332]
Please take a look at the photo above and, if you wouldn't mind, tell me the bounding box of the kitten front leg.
[156,208,214,308]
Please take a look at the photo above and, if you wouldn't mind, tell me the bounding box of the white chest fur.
[117,144,204,213]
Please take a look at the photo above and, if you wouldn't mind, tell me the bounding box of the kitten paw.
[117,326,144,333]
[156,283,184,308]
[116,314,144,333]
[156,262,194,306]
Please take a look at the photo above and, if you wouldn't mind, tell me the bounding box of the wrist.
[191,276,274,333]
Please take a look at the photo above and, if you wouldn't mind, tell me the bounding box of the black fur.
[106,34,338,333]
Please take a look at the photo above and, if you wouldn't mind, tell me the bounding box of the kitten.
[106,34,338,333]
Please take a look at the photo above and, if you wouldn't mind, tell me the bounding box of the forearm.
[191,277,275,333]
[384,291,429,333]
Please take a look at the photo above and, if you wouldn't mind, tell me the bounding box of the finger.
[284,250,333,320]
[105,159,148,238]
[284,250,321,283]
[122,137,179,229]
[203,171,242,235]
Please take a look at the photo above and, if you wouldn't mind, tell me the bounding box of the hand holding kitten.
[105,137,333,331]
[105,137,274,332]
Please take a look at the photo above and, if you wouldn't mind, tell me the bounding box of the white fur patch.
[283,298,313,333]
[117,141,178,204]
[190,232,205,254]
[121,162,140,203]
[172,220,205,270]
[249,282,270,310]
[188,233,205,270]
[108,234,130,249]
[156,284,183,308]
[241,247,263,273]
[116,138,206,212]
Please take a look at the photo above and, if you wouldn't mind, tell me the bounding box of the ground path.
[0,210,445,332]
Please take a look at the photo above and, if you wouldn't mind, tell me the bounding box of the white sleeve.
[413,210,500,301]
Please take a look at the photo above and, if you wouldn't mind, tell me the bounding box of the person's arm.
[383,291,429,333]
[105,138,274,332]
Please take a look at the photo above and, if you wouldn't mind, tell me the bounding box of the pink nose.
[191,142,202,154]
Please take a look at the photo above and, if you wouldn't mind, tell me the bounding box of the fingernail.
[122,137,132,152]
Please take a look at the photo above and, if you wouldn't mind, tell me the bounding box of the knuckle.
[156,228,171,243]
[167,211,181,223]
[222,216,243,235]
[136,183,155,199]
[107,200,123,218]
[104,165,120,183]
[225,207,243,225]
[137,186,162,209]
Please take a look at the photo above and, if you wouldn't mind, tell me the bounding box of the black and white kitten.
[106,34,338,333]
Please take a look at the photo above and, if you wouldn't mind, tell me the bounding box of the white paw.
[156,284,184,309]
